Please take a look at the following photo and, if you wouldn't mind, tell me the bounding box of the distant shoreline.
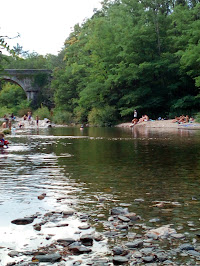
[116,119,200,130]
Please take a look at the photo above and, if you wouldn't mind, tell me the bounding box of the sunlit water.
[0,126,200,265]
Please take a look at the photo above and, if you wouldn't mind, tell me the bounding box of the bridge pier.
[26,91,38,101]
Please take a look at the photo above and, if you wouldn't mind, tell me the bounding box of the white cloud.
[0,0,102,55]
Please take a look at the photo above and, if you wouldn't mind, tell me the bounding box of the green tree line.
[1,0,200,125]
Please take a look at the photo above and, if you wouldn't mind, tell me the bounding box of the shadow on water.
[0,126,200,264]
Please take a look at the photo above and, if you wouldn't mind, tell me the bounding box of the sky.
[0,0,102,56]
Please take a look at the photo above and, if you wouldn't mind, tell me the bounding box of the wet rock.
[155,252,168,262]
[171,233,185,239]
[132,251,142,258]
[140,247,154,255]
[116,224,129,230]
[146,225,176,238]
[93,233,104,241]
[8,251,20,257]
[163,260,174,265]
[113,256,129,264]
[118,216,130,223]
[111,207,129,216]
[38,193,46,200]
[146,233,159,240]
[62,210,74,216]
[33,224,41,231]
[78,224,90,230]
[125,240,143,249]
[57,238,76,246]
[104,231,118,237]
[108,216,114,222]
[186,250,200,257]
[79,214,89,221]
[125,213,140,221]
[11,217,34,225]
[142,256,155,263]
[55,223,69,227]
[34,253,61,262]
[80,234,93,246]
[179,243,195,251]
[97,214,105,218]
[98,197,106,202]
[134,198,145,202]
[68,245,92,254]
[196,233,200,238]
[149,218,160,223]
[113,246,126,256]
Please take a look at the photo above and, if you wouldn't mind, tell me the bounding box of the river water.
[0,126,200,265]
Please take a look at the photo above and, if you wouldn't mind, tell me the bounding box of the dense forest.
[1,0,200,125]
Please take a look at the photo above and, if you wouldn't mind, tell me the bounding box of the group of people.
[131,110,150,126]
[172,115,194,124]
[1,114,14,129]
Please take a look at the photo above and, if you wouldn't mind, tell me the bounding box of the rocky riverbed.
[2,193,200,265]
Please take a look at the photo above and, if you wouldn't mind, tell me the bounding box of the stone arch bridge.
[0,69,52,102]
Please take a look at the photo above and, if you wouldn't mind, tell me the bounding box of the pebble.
[113,256,129,264]
[78,224,90,230]
[125,239,143,249]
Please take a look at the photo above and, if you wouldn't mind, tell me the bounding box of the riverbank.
[116,119,200,130]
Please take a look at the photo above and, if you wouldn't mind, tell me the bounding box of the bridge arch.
[0,69,52,103]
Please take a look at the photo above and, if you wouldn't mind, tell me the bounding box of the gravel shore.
[116,119,200,130]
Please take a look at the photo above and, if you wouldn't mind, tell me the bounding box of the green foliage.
[88,105,117,126]
[0,82,30,116]
[2,0,198,124]
[33,106,51,120]
[195,112,200,123]
[52,110,73,124]
[0,106,12,117]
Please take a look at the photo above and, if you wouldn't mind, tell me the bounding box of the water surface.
[0,126,200,264]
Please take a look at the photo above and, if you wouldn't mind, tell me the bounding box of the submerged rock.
[146,225,176,238]
[118,216,130,223]
[179,243,195,251]
[68,245,92,254]
[57,238,76,246]
[34,253,61,262]
[11,217,35,225]
[113,256,129,264]
[125,240,143,249]
[111,207,129,216]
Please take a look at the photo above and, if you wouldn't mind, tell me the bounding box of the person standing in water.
[36,115,39,127]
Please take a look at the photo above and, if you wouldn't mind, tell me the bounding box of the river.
[0,126,200,265]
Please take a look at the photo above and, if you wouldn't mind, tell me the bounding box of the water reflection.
[0,127,200,264]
